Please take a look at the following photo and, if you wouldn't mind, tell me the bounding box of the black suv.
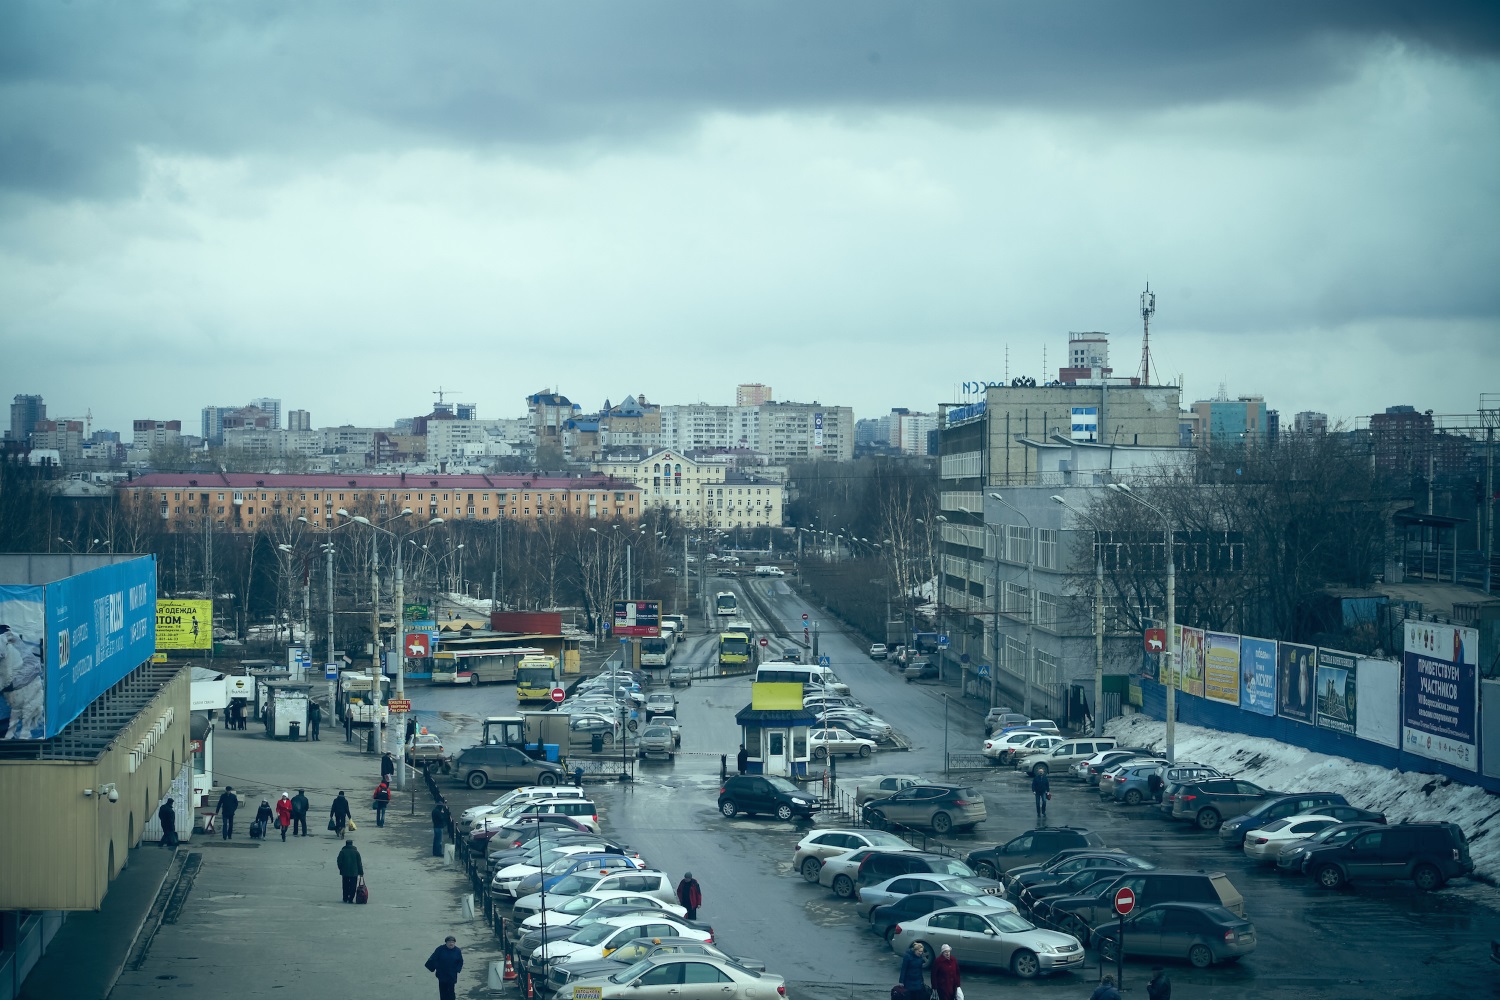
[856,851,980,888]
[1302,821,1473,891]
[718,774,819,821]
[966,827,1105,879]
[1043,869,1245,936]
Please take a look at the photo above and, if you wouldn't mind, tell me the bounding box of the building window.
[1036,591,1059,629]
[1004,525,1032,563]
[1036,528,1058,569]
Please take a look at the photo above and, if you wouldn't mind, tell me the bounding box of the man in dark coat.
[1031,770,1050,821]
[214,786,239,839]
[431,800,451,857]
[736,745,748,774]
[308,701,322,740]
[290,789,311,837]
[1147,967,1172,1000]
[381,751,397,783]
[336,839,364,903]
[157,798,177,848]
[330,790,352,837]
[676,872,702,920]
[425,935,464,1000]
[1090,974,1121,1000]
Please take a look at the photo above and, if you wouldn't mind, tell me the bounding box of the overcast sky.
[3,2,1497,436]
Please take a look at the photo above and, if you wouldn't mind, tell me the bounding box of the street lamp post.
[989,494,1036,718]
[1109,484,1176,763]
[1053,496,1106,737]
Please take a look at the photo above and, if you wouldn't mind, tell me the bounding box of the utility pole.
[393,537,406,790]
[325,541,336,724]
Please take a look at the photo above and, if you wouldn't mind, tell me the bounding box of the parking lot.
[429,577,1500,999]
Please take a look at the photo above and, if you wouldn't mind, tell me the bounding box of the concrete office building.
[287,409,312,432]
[736,383,774,407]
[1189,394,1268,448]
[7,394,45,444]
[594,449,784,529]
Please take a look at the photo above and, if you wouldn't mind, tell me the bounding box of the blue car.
[1110,762,1173,805]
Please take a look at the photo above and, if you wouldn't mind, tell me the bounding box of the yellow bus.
[718,631,754,670]
[515,655,561,705]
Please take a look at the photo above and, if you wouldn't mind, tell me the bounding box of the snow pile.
[1105,714,1500,885]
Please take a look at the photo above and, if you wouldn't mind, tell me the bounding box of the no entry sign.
[1113,887,1136,916]
[550,687,566,704]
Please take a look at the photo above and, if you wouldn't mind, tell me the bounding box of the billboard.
[612,600,661,638]
[156,599,212,649]
[1239,637,1277,716]
[0,586,47,740]
[1171,625,1206,697]
[1355,656,1400,748]
[45,559,158,738]
[1315,648,1358,735]
[1277,641,1316,724]
[1204,631,1241,706]
[1402,621,1479,771]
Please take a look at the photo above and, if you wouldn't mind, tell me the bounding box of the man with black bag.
[337,839,364,903]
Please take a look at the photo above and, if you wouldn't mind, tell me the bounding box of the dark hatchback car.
[1015,854,1156,911]
[718,774,819,820]
[966,827,1105,879]
[868,891,1016,940]
[863,784,986,835]
[1170,778,1277,831]
[1091,902,1257,969]
[855,851,979,889]
[1216,792,1367,847]
[1302,821,1473,891]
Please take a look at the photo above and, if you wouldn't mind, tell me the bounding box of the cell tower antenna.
[1137,282,1158,384]
[1004,344,1010,382]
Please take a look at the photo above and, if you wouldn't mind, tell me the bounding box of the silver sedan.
[856,872,1010,918]
[556,955,786,1000]
[889,907,1086,979]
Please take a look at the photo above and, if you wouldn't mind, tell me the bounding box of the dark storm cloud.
[2,1,1497,199]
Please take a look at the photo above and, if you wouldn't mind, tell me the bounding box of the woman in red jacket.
[275,793,294,843]
[931,943,961,1000]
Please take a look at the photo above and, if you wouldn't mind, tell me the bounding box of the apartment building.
[657,401,854,462]
[593,449,784,529]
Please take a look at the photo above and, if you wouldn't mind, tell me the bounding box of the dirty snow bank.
[1105,714,1500,885]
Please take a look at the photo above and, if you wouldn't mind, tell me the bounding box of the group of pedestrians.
[896,942,960,1000]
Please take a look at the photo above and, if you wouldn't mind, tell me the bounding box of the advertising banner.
[45,558,157,738]
[1204,632,1241,705]
[0,586,48,740]
[156,599,212,649]
[1171,625,1206,697]
[1277,641,1316,724]
[1239,637,1277,716]
[1402,621,1479,771]
[612,600,661,638]
[1315,648,1358,735]
[1355,656,1400,748]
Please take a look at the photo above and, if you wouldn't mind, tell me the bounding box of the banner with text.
[1239,636,1277,717]
[1171,625,1206,698]
[1277,641,1316,724]
[1204,632,1241,706]
[1402,621,1479,771]
[156,599,213,650]
[1315,648,1358,735]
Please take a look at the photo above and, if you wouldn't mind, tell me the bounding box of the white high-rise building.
[248,397,282,430]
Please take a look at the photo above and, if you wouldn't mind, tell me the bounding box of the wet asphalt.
[415,579,1500,1000]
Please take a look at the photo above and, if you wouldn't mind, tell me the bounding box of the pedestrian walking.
[330,790,352,838]
[336,839,364,903]
[424,935,464,1000]
[308,701,322,741]
[736,745,748,774]
[214,786,239,840]
[290,789,310,837]
[275,793,293,842]
[373,780,391,827]
[676,872,702,920]
[931,943,960,1000]
[157,798,178,848]
[897,941,927,1000]
[344,710,353,743]
[253,799,274,839]
[381,751,396,783]
[1147,967,1172,1000]
[1031,770,1051,821]
[1089,974,1121,1000]
[431,799,451,857]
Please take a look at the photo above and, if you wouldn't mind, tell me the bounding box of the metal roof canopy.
[0,662,180,762]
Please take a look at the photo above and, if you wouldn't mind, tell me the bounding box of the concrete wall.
[982,384,1181,484]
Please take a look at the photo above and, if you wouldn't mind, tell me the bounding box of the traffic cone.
[526,972,535,998]
[503,955,517,982]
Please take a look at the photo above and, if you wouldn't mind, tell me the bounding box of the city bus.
[719,629,754,670]
[715,591,738,617]
[514,655,561,705]
[640,635,674,669]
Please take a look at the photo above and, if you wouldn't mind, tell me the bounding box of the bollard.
[444,843,456,866]
[487,960,508,991]
[462,893,476,921]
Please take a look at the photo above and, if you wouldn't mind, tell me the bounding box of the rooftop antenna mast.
[1137,282,1158,384]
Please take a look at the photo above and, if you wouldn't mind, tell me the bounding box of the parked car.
[460,785,588,831]
[455,745,568,790]
[511,798,601,835]
[405,732,450,770]
[553,954,784,1000]
[1302,821,1474,891]
[855,852,985,892]
[869,643,889,660]
[650,715,682,747]
[666,665,693,688]
[869,890,1019,941]
[984,709,1028,737]
[517,890,685,936]
[1006,735,1065,767]
[1020,737,1119,778]
[1170,778,1277,831]
[793,828,912,882]
[1156,765,1230,818]
[982,729,1047,762]
[1014,854,1157,912]
[1275,821,1384,874]
[902,658,939,681]
[510,870,679,921]
[1091,902,1257,969]
[1241,815,1346,863]
[819,709,894,743]
[848,774,924,806]
[863,784,986,835]
[1216,793,1363,847]
[718,774,819,821]
[966,827,1107,880]
[1045,870,1246,938]
[1024,719,1061,735]
[888,907,1086,979]
[820,847,919,898]
[529,913,712,974]
[547,939,767,996]
[809,727,877,759]
[1021,868,1140,918]
[855,872,1002,918]
[1104,760,1173,804]
[1070,747,1157,784]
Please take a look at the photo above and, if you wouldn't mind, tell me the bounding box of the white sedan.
[809,727,877,759]
[983,730,1048,761]
[518,890,685,935]
[1242,814,1345,863]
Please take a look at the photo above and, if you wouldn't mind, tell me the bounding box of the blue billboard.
[44,558,158,738]
[1239,636,1277,717]
[1401,621,1478,771]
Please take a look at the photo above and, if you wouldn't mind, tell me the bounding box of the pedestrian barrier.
[944,751,991,772]
[462,892,476,921]
[488,960,509,991]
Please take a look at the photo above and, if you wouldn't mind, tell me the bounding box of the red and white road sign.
[405,633,431,658]
[1113,887,1136,916]
[550,687,566,704]
[801,613,809,622]
[759,638,769,647]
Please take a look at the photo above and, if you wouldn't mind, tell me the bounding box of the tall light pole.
[1109,483,1176,763]
[1053,496,1106,737]
[989,493,1036,718]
